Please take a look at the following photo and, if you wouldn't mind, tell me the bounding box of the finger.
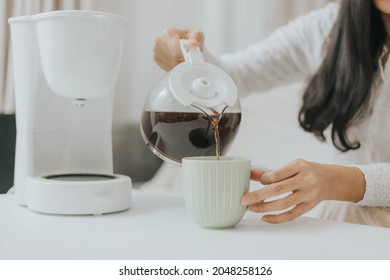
[183,30,204,47]
[158,28,185,63]
[248,192,304,213]
[241,178,298,206]
[261,159,308,185]
[154,32,182,71]
[167,32,184,63]
[261,202,314,224]
[153,43,178,69]
[153,55,172,72]
[250,169,267,181]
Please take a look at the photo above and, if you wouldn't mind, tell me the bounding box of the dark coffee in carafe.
[141,111,241,164]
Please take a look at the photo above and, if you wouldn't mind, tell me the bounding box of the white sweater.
[204,3,390,207]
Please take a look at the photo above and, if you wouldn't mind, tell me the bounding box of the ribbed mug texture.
[182,157,250,228]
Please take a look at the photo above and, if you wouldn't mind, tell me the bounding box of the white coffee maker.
[8,11,132,215]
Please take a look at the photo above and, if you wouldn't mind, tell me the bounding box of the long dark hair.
[299,0,386,151]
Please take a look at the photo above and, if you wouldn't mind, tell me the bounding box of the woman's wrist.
[326,164,366,202]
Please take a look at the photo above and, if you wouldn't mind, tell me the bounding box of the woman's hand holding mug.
[241,159,366,224]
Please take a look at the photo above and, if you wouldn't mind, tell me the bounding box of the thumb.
[185,30,204,48]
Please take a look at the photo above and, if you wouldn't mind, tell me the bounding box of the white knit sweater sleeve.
[203,3,339,95]
[354,164,390,207]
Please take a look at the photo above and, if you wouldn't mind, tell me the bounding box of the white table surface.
[0,189,389,260]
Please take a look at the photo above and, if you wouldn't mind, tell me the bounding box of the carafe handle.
[180,39,204,65]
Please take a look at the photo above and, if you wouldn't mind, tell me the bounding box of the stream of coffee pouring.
[191,104,229,160]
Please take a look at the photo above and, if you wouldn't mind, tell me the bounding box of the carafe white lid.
[169,40,238,107]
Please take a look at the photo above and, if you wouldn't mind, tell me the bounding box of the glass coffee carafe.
[141,40,241,165]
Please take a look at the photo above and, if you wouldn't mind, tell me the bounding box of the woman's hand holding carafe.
[153,28,204,71]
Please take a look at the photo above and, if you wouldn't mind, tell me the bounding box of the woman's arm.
[204,3,339,95]
[153,4,339,95]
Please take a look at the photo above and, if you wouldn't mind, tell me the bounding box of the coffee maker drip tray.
[44,174,116,182]
[25,174,132,215]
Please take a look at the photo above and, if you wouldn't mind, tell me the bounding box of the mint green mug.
[182,156,266,228]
